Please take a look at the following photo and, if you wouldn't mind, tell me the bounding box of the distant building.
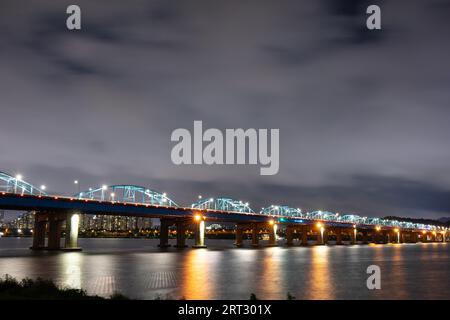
[7,212,153,233]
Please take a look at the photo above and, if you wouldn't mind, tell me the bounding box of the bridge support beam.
[31,212,46,250]
[301,226,309,246]
[251,224,259,247]
[63,213,82,251]
[380,231,388,244]
[234,226,243,247]
[47,218,63,250]
[286,227,294,246]
[316,229,324,245]
[362,231,368,244]
[175,221,187,248]
[193,219,206,248]
[268,224,277,246]
[159,219,171,248]
[323,230,329,245]
[421,233,428,243]
[350,229,356,245]
[335,230,343,245]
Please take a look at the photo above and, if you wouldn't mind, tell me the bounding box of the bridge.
[0,171,448,251]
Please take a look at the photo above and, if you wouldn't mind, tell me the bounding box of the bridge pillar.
[193,219,206,248]
[400,232,406,243]
[335,229,343,245]
[251,224,259,247]
[31,212,46,250]
[316,228,324,245]
[159,219,171,248]
[234,226,244,247]
[350,229,356,245]
[323,230,329,245]
[175,221,187,248]
[421,232,427,243]
[411,232,418,243]
[47,218,63,250]
[381,231,389,244]
[64,213,82,251]
[268,223,277,246]
[286,227,294,246]
[362,231,368,244]
[300,226,309,246]
[431,233,437,242]
[443,232,447,243]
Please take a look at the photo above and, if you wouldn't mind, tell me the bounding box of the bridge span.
[0,171,448,251]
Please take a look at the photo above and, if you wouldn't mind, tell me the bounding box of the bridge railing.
[0,172,47,196]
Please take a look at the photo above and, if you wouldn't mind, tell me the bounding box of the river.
[0,238,448,299]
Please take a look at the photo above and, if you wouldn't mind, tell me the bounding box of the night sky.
[1,0,450,219]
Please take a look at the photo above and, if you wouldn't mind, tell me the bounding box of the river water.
[0,238,448,299]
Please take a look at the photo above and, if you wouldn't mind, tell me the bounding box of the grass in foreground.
[0,275,128,300]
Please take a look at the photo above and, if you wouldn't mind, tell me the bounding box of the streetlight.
[74,180,80,194]
[40,185,46,196]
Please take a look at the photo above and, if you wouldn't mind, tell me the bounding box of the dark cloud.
[0,0,450,220]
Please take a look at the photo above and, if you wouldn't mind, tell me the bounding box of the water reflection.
[0,238,449,299]
[258,247,284,299]
[306,246,334,299]
[180,249,217,299]
[61,253,82,289]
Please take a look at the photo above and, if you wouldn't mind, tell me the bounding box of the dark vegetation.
[0,275,128,300]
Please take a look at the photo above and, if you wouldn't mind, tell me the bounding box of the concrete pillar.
[286,227,294,246]
[322,230,329,245]
[234,226,243,247]
[193,219,206,248]
[47,219,63,250]
[362,231,368,244]
[31,213,46,250]
[381,231,388,244]
[443,232,447,243]
[175,221,187,248]
[64,213,81,251]
[422,232,428,243]
[350,229,356,245]
[396,231,401,243]
[158,219,171,248]
[268,223,277,246]
[251,224,259,247]
[401,232,406,243]
[336,229,343,245]
[301,226,308,246]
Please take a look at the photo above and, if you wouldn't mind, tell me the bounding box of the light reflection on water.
[0,238,449,300]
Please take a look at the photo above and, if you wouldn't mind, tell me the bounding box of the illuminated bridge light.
[0,169,444,234]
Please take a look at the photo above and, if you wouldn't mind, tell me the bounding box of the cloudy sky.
[1,0,450,219]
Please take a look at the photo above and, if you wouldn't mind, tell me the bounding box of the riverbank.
[0,275,128,300]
